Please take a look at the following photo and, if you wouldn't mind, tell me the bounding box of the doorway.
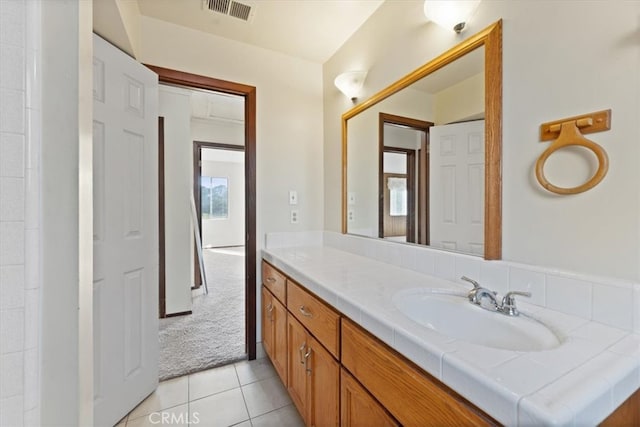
[379,113,432,244]
[149,65,257,380]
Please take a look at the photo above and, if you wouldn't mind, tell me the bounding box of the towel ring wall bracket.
[536,109,611,195]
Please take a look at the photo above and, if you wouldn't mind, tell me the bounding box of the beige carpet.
[158,246,246,380]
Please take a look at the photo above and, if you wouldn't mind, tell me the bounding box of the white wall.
[201,159,245,247]
[324,0,640,280]
[0,1,42,424]
[139,16,325,338]
[434,72,484,125]
[159,85,193,315]
[191,118,243,145]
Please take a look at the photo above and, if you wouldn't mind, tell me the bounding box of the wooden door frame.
[379,113,433,244]
[193,141,245,288]
[147,64,257,360]
[379,149,415,241]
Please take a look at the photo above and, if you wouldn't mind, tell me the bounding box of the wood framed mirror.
[342,20,502,260]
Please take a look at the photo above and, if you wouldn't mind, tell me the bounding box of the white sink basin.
[392,289,562,351]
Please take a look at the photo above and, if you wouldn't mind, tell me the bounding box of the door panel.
[429,120,485,255]
[93,34,159,427]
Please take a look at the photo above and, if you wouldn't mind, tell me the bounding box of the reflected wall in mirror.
[342,21,502,259]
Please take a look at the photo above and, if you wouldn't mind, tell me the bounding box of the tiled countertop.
[262,245,640,426]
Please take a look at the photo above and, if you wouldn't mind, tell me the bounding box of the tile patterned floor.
[116,346,304,427]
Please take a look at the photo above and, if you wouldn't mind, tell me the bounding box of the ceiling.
[136,0,385,63]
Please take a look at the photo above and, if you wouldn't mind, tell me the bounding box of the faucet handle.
[460,276,481,290]
[500,291,531,316]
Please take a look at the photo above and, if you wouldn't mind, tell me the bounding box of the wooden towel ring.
[535,120,609,195]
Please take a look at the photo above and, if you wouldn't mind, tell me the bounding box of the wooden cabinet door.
[287,315,309,423]
[261,286,274,361]
[341,368,399,427]
[307,335,340,427]
[342,319,496,426]
[272,295,288,385]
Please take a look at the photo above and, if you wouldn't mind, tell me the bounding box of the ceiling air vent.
[205,0,254,22]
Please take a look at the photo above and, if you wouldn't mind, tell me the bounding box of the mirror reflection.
[346,45,489,256]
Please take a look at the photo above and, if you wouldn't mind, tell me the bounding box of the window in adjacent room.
[201,176,229,219]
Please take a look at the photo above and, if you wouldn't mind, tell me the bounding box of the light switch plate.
[290,210,299,224]
[289,190,298,205]
[348,192,356,205]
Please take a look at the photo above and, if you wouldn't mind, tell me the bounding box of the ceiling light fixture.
[334,71,368,103]
[423,0,481,34]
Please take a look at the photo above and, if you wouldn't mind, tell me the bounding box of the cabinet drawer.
[341,319,496,426]
[287,280,340,358]
[262,261,286,303]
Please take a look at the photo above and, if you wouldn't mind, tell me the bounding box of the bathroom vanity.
[261,233,639,426]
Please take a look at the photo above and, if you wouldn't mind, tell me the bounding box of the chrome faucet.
[460,276,531,316]
[461,276,498,309]
[498,291,531,316]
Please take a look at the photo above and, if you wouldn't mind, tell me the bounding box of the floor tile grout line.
[235,363,253,421]
[249,403,298,423]
[189,384,243,404]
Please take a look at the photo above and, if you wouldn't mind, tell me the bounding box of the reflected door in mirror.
[430,120,485,255]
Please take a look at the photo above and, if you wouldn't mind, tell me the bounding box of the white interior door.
[429,120,485,255]
[93,34,159,426]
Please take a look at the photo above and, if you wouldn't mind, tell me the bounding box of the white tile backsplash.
[546,275,593,319]
[0,351,24,398]
[433,251,456,280]
[509,267,546,306]
[0,265,24,310]
[0,44,25,90]
[0,89,25,133]
[0,0,26,47]
[0,132,25,178]
[454,256,482,284]
[0,221,24,265]
[0,395,24,427]
[316,231,638,331]
[592,283,634,330]
[0,309,24,354]
[480,261,509,295]
[0,2,41,421]
[0,177,25,221]
[23,348,39,411]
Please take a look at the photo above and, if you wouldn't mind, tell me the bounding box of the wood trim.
[341,20,502,260]
[148,64,258,360]
[341,117,348,233]
[484,20,502,260]
[164,310,192,318]
[158,117,166,318]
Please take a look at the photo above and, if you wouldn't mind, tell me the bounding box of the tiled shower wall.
[0,0,41,425]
